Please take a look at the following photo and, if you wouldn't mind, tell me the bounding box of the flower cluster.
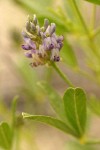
[22,15,64,67]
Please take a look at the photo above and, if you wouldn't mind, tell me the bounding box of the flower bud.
[33,14,38,25]
[44,19,49,30]
[50,23,56,35]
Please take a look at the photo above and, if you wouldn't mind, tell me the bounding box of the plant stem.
[90,5,96,30]
[71,0,100,59]
[52,62,74,87]
[72,0,89,33]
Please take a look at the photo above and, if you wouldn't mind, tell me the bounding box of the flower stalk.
[52,62,74,87]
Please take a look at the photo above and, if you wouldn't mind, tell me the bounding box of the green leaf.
[0,122,12,149]
[84,0,100,5]
[37,81,66,121]
[63,88,87,137]
[22,113,79,137]
[61,38,78,68]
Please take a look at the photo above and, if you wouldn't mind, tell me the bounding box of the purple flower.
[22,14,64,67]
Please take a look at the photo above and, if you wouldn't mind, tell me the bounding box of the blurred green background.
[0,0,100,149]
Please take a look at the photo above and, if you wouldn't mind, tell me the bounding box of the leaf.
[63,88,87,137]
[37,81,66,121]
[61,38,78,68]
[84,0,100,5]
[0,122,12,149]
[22,113,79,137]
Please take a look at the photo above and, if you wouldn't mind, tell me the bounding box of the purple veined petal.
[49,43,54,50]
[22,31,29,38]
[24,37,36,49]
[57,35,64,42]
[22,44,32,50]
[51,37,58,48]
[43,38,54,50]
[52,33,57,39]
[38,45,46,57]
[25,52,32,58]
[57,43,63,50]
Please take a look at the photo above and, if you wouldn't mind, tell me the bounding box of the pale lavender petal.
[43,37,52,50]
[31,49,37,53]
[49,43,54,49]
[24,37,36,49]
[57,35,64,42]
[50,23,56,35]
[22,31,29,38]
[25,53,32,58]
[57,43,63,50]
[22,45,32,50]
[44,19,49,30]
[51,37,57,48]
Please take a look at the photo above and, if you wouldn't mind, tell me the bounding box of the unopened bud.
[50,23,56,35]
[33,14,38,25]
[44,19,49,30]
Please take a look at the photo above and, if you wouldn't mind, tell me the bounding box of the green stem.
[72,0,89,33]
[85,139,100,145]
[11,97,18,129]
[71,0,100,59]
[90,5,96,30]
[52,62,74,87]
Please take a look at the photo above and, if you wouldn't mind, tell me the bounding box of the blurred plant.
[0,96,20,150]
[0,96,38,150]
[7,0,100,149]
